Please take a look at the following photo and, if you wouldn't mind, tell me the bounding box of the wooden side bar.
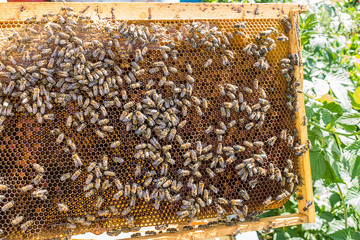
[288,11,315,223]
[0,3,306,21]
[72,214,308,240]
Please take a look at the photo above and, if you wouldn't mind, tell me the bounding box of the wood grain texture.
[72,214,308,240]
[288,11,315,223]
[0,3,306,21]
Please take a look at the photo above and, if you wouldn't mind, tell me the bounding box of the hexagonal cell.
[0,14,302,240]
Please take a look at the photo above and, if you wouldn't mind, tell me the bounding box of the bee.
[256,167,266,177]
[222,55,230,66]
[167,66,177,74]
[113,190,124,200]
[32,189,48,199]
[234,21,246,29]
[58,203,69,212]
[209,185,219,194]
[266,136,277,147]
[67,139,76,152]
[287,135,294,147]
[167,228,178,233]
[85,174,93,186]
[95,196,104,209]
[303,200,313,211]
[249,179,259,188]
[60,173,71,182]
[245,122,254,130]
[204,58,213,68]
[121,206,132,216]
[86,162,96,173]
[71,170,82,181]
[276,191,290,201]
[102,180,111,190]
[184,63,194,75]
[275,169,282,182]
[103,170,116,177]
[306,139,312,150]
[65,115,73,128]
[20,220,33,232]
[215,203,226,217]
[145,230,157,236]
[12,215,24,225]
[95,166,102,178]
[20,184,34,192]
[56,132,65,144]
[85,190,95,198]
[32,163,44,173]
[240,190,249,201]
[2,200,14,212]
[32,174,43,185]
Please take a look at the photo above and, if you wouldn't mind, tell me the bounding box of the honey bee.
[56,132,65,144]
[84,189,95,198]
[102,180,111,190]
[240,190,249,201]
[287,135,294,147]
[276,190,290,201]
[58,203,69,212]
[95,129,106,139]
[32,163,44,173]
[2,200,14,212]
[94,196,104,209]
[71,170,82,181]
[275,169,282,182]
[209,185,219,194]
[266,136,277,147]
[185,63,193,74]
[303,200,313,211]
[60,172,71,182]
[113,190,124,200]
[11,215,24,225]
[66,138,76,152]
[204,59,213,68]
[32,174,43,185]
[20,220,33,232]
[121,206,132,216]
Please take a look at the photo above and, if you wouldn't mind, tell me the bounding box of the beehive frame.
[0,3,314,240]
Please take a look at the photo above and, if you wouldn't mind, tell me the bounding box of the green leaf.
[346,141,360,155]
[323,160,344,184]
[345,186,360,208]
[348,90,360,110]
[303,13,318,30]
[329,193,341,208]
[352,87,360,105]
[320,108,334,126]
[336,113,360,125]
[351,231,360,240]
[328,220,346,234]
[350,156,360,180]
[320,211,335,222]
[274,232,291,240]
[323,101,343,114]
[329,229,352,240]
[310,150,326,180]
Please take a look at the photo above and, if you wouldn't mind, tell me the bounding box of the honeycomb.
[0,7,305,240]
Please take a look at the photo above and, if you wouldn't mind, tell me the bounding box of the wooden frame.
[0,3,314,239]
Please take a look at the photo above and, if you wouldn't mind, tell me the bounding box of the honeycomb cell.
[0,13,303,240]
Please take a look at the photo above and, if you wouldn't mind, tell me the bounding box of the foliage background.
[201,0,360,239]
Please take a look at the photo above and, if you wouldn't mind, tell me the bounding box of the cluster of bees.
[0,5,310,239]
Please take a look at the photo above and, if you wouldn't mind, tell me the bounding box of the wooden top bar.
[0,3,307,21]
